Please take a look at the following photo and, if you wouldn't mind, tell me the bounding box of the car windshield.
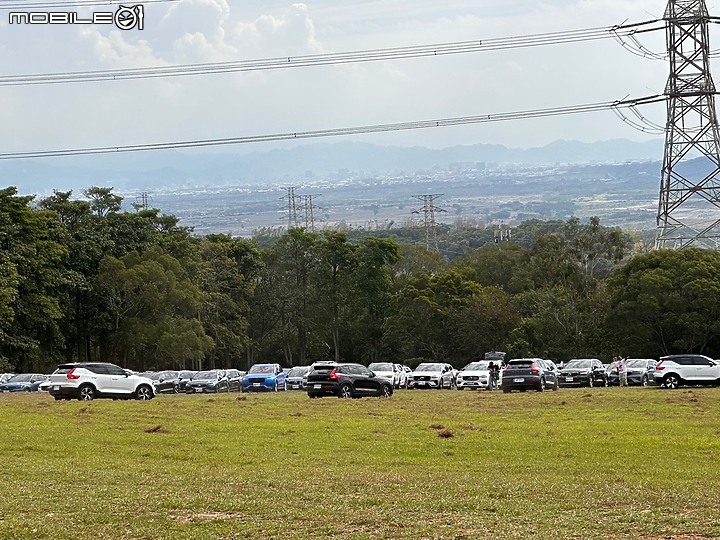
[463,362,489,371]
[8,374,32,383]
[249,365,275,374]
[178,371,194,379]
[626,360,647,368]
[369,363,393,371]
[194,371,216,379]
[415,364,443,372]
[146,373,162,380]
[565,360,592,369]
[287,367,309,377]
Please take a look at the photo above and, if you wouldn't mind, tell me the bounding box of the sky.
[0,0,688,160]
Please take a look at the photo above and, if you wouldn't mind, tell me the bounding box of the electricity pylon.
[281,186,299,229]
[656,0,720,249]
[412,194,446,252]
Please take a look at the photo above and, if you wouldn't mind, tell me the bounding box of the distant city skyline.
[0,0,700,172]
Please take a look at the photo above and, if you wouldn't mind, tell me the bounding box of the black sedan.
[0,373,48,393]
[306,362,393,398]
[146,371,180,394]
[185,370,230,393]
[557,359,608,388]
[607,359,657,386]
[501,358,559,393]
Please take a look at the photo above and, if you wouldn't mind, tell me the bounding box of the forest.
[2,185,720,374]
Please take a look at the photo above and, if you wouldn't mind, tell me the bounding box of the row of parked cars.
[2,354,719,401]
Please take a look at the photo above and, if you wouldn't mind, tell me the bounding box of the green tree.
[350,237,400,363]
[94,247,213,370]
[83,186,122,217]
[607,248,720,357]
[0,187,67,371]
[314,231,356,362]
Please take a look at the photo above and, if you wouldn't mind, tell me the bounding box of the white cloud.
[0,0,694,159]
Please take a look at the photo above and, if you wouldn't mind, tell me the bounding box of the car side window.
[90,364,109,375]
[106,365,126,376]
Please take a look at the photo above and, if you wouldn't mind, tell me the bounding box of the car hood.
[458,370,489,376]
[412,371,442,377]
[0,383,30,390]
[245,374,275,379]
[560,368,591,374]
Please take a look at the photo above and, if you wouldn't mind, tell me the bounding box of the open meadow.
[0,387,719,539]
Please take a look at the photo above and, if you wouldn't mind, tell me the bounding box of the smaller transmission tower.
[281,186,299,229]
[494,222,512,244]
[302,194,321,232]
[135,191,152,210]
[412,194,446,252]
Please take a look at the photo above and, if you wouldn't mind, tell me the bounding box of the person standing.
[493,362,501,390]
[617,355,628,387]
[488,361,496,391]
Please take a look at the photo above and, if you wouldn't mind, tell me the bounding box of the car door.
[692,357,719,382]
[539,360,557,388]
[107,364,135,394]
[357,365,382,395]
[275,365,286,389]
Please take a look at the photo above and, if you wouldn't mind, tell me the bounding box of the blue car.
[242,364,287,392]
[0,373,48,393]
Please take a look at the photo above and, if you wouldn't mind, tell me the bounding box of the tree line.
[2,185,719,374]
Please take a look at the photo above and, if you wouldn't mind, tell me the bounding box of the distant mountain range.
[0,138,665,195]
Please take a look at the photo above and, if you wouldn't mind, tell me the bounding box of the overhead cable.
[0,99,652,160]
[0,25,647,86]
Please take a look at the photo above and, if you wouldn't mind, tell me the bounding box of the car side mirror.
[370,372,376,378]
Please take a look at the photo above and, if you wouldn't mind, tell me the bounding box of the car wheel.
[641,375,648,387]
[78,385,95,401]
[339,383,353,398]
[173,385,179,394]
[381,384,393,398]
[537,378,546,392]
[53,396,62,401]
[135,385,153,400]
[552,381,559,391]
[664,374,680,389]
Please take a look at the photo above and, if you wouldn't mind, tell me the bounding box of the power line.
[0,100,633,160]
[0,25,647,86]
[0,99,648,160]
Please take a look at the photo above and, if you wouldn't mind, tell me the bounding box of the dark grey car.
[501,358,559,393]
[558,359,608,388]
[607,359,657,386]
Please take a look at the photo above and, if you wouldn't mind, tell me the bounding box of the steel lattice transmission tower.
[412,194,446,252]
[657,0,720,249]
[281,186,299,229]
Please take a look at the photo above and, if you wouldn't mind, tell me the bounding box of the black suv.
[306,362,394,398]
[501,358,559,393]
[558,358,607,388]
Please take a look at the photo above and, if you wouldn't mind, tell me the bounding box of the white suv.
[653,355,720,389]
[48,362,155,401]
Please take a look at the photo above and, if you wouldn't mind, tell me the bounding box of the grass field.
[1,387,719,539]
